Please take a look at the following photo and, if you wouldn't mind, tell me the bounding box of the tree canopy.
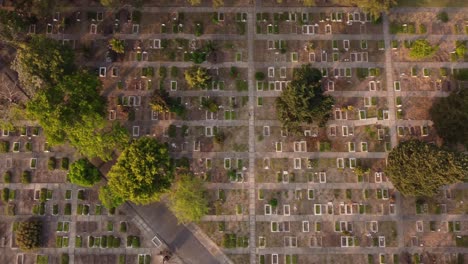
[0,10,33,42]
[346,0,396,18]
[15,220,42,251]
[276,64,334,132]
[168,174,209,224]
[184,66,211,90]
[98,185,124,209]
[109,38,125,54]
[386,140,467,197]
[12,35,75,98]
[68,159,101,187]
[26,71,128,161]
[430,88,468,148]
[409,39,438,59]
[105,137,174,206]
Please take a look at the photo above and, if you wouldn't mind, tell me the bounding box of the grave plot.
[399,96,436,120]
[191,158,236,183]
[256,189,332,216]
[403,219,465,247]
[139,11,239,35]
[346,125,391,152]
[256,221,306,248]
[393,67,454,91]
[156,125,249,153]
[198,221,249,248]
[205,189,249,215]
[198,157,249,183]
[332,96,388,120]
[255,125,324,153]
[389,11,468,36]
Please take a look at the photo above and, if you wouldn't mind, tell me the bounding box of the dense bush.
[15,220,42,250]
[68,159,101,187]
[386,140,467,196]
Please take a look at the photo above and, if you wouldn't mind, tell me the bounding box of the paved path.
[246,7,258,264]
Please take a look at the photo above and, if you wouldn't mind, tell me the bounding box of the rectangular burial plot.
[206,189,248,215]
[401,97,436,120]
[198,221,249,248]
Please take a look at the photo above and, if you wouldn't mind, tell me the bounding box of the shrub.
[109,38,125,54]
[170,66,179,77]
[61,254,69,264]
[269,198,278,207]
[15,220,42,250]
[48,157,56,170]
[61,158,69,170]
[68,159,101,187]
[229,66,239,78]
[255,72,265,81]
[1,188,9,202]
[409,39,438,59]
[437,11,449,23]
[3,171,11,183]
[21,171,31,184]
[168,125,177,138]
[0,141,9,153]
[158,66,167,78]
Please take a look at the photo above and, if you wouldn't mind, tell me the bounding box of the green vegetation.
[201,97,219,113]
[437,11,449,22]
[184,66,211,89]
[12,35,75,98]
[396,0,468,6]
[109,38,125,54]
[430,88,468,147]
[409,39,438,59]
[168,174,209,224]
[27,71,129,161]
[102,137,173,207]
[0,9,32,42]
[386,140,467,196]
[68,159,101,187]
[344,0,396,19]
[276,64,334,132]
[15,220,42,250]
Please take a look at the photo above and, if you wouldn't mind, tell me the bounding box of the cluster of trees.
[15,220,42,251]
[99,137,208,224]
[386,140,467,197]
[430,86,468,148]
[12,35,129,161]
[276,64,334,132]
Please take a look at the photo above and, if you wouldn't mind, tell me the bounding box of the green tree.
[213,0,224,8]
[346,0,396,19]
[168,174,209,224]
[100,0,119,7]
[98,186,124,209]
[109,38,125,54]
[187,0,201,5]
[26,71,128,161]
[68,159,101,187]
[15,220,42,251]
[409,39,438,59]
[106,137,173,205]
[301,0,315,6]
[0,10,32,42]
[184,66,211,90]
[12,35,75,98]
[430,88,468,148]
[386,140,467,197]
[276,64,334,132]
[201,98,219,113]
